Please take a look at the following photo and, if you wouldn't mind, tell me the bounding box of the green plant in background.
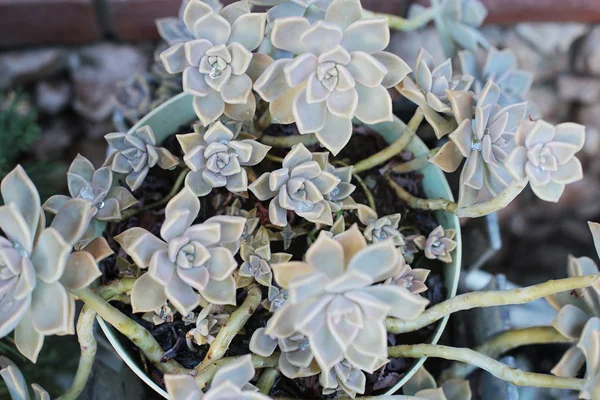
[0,91,67,203]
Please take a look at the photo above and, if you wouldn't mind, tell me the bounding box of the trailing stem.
[364,7,439,31]
[352,107,425,174]
[96,277,137,300]
[257,367,280,395]
[391,148,440,173]
[259,133,319,148]
[386,274,599,334]
[388,344,584,391]
[56,306,97,400]
[384,173,458,213]
[440,326,572,381]
[121,167,190,219]
[74,287,189,375]
[195,353,279,389]
[195,284,262,372]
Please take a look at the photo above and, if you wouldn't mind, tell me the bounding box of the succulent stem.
[259,133,319,148]
[388,344,584,391]
[265,153,285,163]
[440,326,573,382]
[195,284,262,372]
[96,277,137,300]
[454,179,528,217]
[194,353,280,389]
[386,274,599,334]
[364,6,439,31]
[391,147,440,174]
[121,166,190,219]
[74,287,189,375]
[56,306,97,400]
[256,367,279,395]
[352,107,424,174]
[384,172,458,213]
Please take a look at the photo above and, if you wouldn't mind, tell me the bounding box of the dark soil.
[101,120,450,397]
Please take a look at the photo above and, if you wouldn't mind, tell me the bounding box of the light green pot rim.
[98,92,462,398]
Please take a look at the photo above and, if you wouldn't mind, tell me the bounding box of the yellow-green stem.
[195,284,262,372]
[353,107,425,174]
[96,277,137,300]
[259,133,319,148]
[391,148,440,174]
[74,287,189,375]
[388,344,584,390]
[440,326,573,381]
[195,353,279,389]
[386,274,599,334]
[257,367,279,395]
[56,306,97,400]
[384,173,458,213]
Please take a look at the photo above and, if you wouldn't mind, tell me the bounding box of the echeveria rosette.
[0,166,101,363]
[321,155,356,212]
[414,225,457,263]
[165,355,271,400]
[248,144,340,227]
[399,48,473,138]
[250,328,319,379]
[265,225,429,382]
[403,366,472,400]
[1,356,50,400]
[459,47,533,107]
[254,0,411,155]
[186,304,230,348]
[178,121,271,197]
[320,358,373,398]
[104,125,180,191]
[116,187,246,315]
[240,226,292,287]
[505,120,585,203]
[43,154,137,248]
[410,0,488,56]
[357,205,404,246]
[387,263,431,295]
[160,0,269,126]
[430,80,528,207]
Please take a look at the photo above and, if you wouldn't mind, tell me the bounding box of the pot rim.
[98,92,462,398]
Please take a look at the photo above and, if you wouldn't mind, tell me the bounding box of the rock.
[388,27,446,68]
[70,43,149,122]
[35,79,71,115]
[575,26,600,76]
[0,48,69,89]
[514,23,588,56]
[557,75,600,105]
[31,118,76,161]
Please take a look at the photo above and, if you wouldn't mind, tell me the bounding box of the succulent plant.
[155,0,197,46]
[248,143,340,227]
[403,366,472,400]
[178,121,271,197]
[266,225,429,378]
[104,126,180,191]
[142,302,175,325]
[160,0,270,125]
[458,48,533,107]
[251,0,332,23]
[1,356,49,400]
[116,187,246,314]
[414,225,457,263]
[113,73,153,130]
[399,233,424,264]
[505,120,585,203]
[319,156,356,212]
[410,0,488,56]
[398,48,474,138]
[320,358,373,398]
[225,198,260,242]
[386,263,430,295]
[240,227,292,287]
[186,304,230,348]
[262,285,288,312]
[430,80,528,207]
[164,355,271,400]
[250,328,318,379]
[43,154,137,248]
[357,205,404,246]
[0,166,101,362]
[254,0,411,155]
[573,317,600,400]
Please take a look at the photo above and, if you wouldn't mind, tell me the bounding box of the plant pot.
[98,92,462,398]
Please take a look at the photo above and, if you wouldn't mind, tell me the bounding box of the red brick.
[0,0,101,47]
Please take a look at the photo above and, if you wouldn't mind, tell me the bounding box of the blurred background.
[1,0,600,398]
